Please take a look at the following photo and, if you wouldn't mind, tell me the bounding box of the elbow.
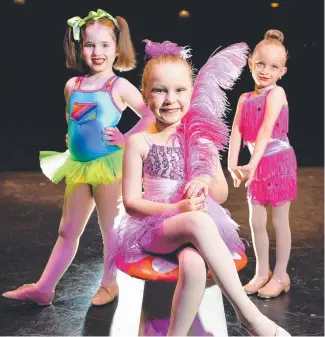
[123,202,133,215]
[123,199,138,216]
[259,125,273,139]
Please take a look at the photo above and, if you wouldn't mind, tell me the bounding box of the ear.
[248,58,253,71]
[280,66,287,78]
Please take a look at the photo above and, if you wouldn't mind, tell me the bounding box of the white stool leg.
[110,270,145,336]
[139,279,228,336]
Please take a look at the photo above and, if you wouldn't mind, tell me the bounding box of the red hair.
[141,55,195,101]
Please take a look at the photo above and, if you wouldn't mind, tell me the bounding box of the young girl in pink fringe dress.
[228,29,297,299]
[109,39,291,336]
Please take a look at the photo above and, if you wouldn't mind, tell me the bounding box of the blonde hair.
[141,55,195,100]
[64,16,136,73]
[252,29,288,62]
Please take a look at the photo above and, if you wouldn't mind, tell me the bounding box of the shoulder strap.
[73,77,83,90]
[103,75,119,92]
[141,132,154,146]
[265,86,277,98]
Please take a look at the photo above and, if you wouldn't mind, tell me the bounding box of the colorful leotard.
[68,76,122,162]
[239,88,297,206]
[39,75,124,186]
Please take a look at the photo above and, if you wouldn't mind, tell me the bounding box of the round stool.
[116,249,247,282]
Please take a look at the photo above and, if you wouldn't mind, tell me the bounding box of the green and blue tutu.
[40,149,123,186]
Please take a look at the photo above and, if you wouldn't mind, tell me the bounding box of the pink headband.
[143,39,192,61]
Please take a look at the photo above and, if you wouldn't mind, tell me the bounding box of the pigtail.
[63,27,84,72]
[114,16,136,71]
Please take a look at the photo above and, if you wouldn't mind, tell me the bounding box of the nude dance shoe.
[91,283,119,306]
[258,274,290,298]
[2,283,54,305]
[243,270,273,295]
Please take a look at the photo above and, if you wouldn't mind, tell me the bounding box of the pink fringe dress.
[239,88,298,206]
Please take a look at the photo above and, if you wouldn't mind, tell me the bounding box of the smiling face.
[81,22,117,74]
[249,43,287,88]
[144,61,193,127]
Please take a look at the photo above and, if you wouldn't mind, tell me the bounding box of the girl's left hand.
[183,177,210,199]
[102,127,125,147]
[237,164,256,187]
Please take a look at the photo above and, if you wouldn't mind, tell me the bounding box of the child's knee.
[185,212,213,230]
[272,215,290,230]
[249,217,267,231]
[188,213,217,240]
[178,247,207,281]
[99,222,114,235]
[58,222,82,241]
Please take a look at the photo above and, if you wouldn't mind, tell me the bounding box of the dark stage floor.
[0,168,323,336]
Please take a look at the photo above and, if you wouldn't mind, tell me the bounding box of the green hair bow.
[67,9,119,42]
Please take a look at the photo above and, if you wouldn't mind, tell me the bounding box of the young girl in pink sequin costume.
[228,30,297,299]
[109,40,291,336]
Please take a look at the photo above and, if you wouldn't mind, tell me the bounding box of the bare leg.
[90,182,121,305]
[272,202,291,279]
[168,247,207,336]
[142,211,281,336]
[93,181,122,285]
[36,183,95,292]
[249,203,270,278]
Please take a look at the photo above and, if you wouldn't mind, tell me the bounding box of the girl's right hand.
[65,133,68,148]
[228,168,242,188]
[176,194,208,213]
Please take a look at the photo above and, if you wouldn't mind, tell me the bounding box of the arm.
[227,93,246,170]
[64,77,76,146]
[209,157,229,204]
[183,145,228,203]
[115,78,155,140]
[237,87,287,186]
[247,86,287,168]
[123,134,206,217]
[64,77,76,123]
[185,160,229,203]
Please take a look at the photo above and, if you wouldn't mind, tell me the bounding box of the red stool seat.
[116,250,247,282]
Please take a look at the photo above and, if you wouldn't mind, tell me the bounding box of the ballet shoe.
[241,321,291,336]
[91,283,119,306]
[239,315,291,336]
[2,283,54,306]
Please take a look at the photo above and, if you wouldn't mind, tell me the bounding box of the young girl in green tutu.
[3,9,153,306]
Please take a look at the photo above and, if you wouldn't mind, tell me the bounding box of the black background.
[1,0,323,170]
